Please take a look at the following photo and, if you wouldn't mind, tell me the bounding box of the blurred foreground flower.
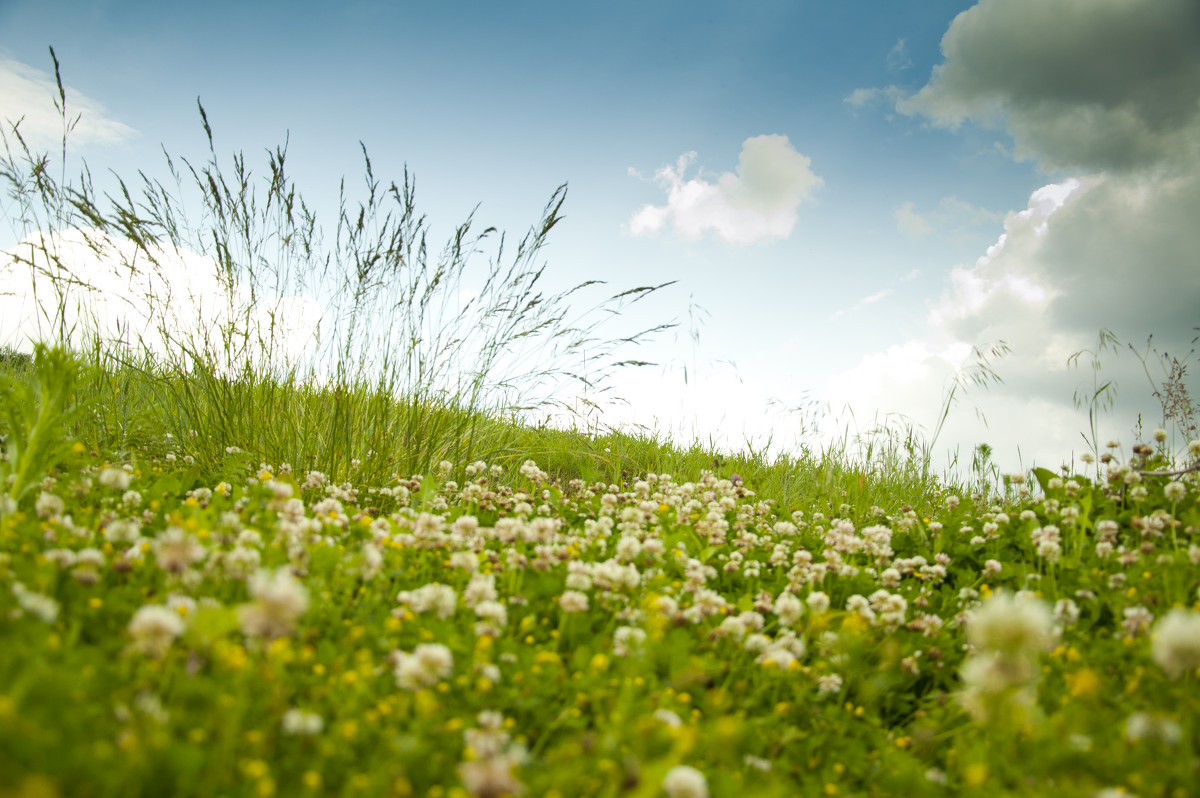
[128,604,186,657]
[239,567,309,639]
[1151,610,1200,679]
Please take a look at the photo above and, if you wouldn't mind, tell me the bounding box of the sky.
[1,0,1198,479]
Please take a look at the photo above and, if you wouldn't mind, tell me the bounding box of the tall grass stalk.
[1,50,675,484]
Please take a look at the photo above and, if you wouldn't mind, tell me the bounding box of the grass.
[2,50,1200,798]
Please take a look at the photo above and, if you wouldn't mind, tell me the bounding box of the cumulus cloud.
[0,53,138,150]
[829,0,1200,472]
[628,135,823,245]
[896,0,1200,173]
[0,229,324,374]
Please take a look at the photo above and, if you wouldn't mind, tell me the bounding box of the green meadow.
[2,58,1198,798]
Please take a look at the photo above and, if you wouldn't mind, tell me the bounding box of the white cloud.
[627,135,823,245]
[0,54,137,150]
[895,0,1200,173]
[887,39,913,72]
[830,287,895,320]
[895,196,1003,240]
[843,85,907,109]
[895,201,934,238]
[827,0,1200,474]
[0,229,324,374]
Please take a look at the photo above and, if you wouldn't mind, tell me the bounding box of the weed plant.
[2,52,1200,798]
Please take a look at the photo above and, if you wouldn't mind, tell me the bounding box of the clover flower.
[463,574,498,609]
[959,591,1053,722]
[966,592,1052,654]
[459,753,525,798]
[153,526,206,574]
[12,582,59,624]
[239,567,309,640]
[613,626,647,656]
[1151,610,1200,679]
[806,591,830,613]
[128,604,186,657]
[281,708,324,736]
[558,590,589,613]
[1164,481,1186,503]
[392,643,454,690]
[98,466,131,491]
[818,673,844,695]
[35,492,64,520]
[397,583,458,619]
[773,591,803,627]
[662,765,709,798]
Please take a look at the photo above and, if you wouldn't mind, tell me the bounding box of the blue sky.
[3,0,1198,477]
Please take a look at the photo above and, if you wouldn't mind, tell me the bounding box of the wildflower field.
[2,347,1200,798]
[3,56,1200,796]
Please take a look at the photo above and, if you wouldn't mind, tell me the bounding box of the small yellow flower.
[1064,668,1101,698]
[964,763,989,786]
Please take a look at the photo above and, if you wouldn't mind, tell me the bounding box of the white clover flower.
[653,708,682,728]
[128,604,186,656]
[817,673,844,695]
[758,645,796,670]
[773,591,803,627]
[1053,599,1080,627]
[463,574,497,609]
[224,545,262,578]
[662,764,708,798]
[153,526,206,574]
[474,600,508,627]
[459,753,524,798]
[564,572,592,591]
[806,591,830,613]
[281,708,324,736]
[42,548,77,568]
[613,626,647,657]
[449,550,479,573]
[398,583,458,619]
[1125,711,1182,744]
[743,633,771,653]
[392,643,454,690]
[743,754,772,772]
[360,542,384,581]
[239,567,309,639]
[1122,606,1154,637]
[715,616,747,641]
[98,466,132,491]
[35,492,65,519]
[1151,610,1200,679]
[12,582,59,624]
[558,590,589,613]
[1164,481,1186,502]
[966,592,1053,654]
